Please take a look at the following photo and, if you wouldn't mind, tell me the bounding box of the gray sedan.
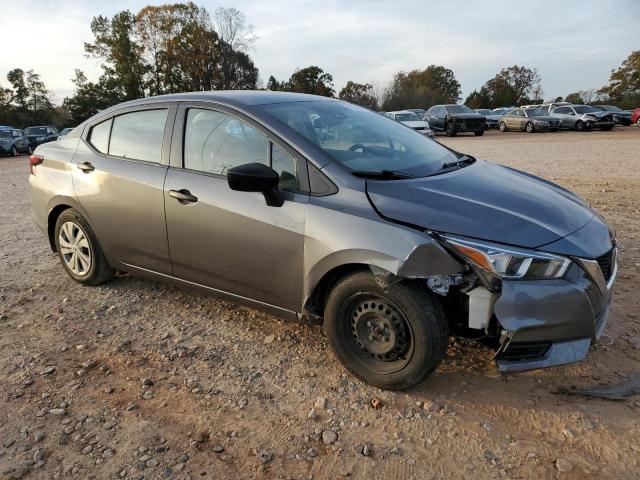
[29,91,617,389]
[550,105,615,131]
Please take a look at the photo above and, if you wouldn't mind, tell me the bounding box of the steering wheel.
[348,143,372,154]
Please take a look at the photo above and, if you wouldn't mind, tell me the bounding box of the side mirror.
[227,163,284,207]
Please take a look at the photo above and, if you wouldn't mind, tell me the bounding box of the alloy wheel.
[58,221,92,276]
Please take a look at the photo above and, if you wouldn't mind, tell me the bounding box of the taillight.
[30,154,44,175]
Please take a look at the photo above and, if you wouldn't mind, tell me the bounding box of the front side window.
[88,118,112,154]
[184,108,268,175]
[260,100,458,178]
[109,109,168,162]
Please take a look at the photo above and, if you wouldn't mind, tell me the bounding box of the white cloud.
[0,0,637,103]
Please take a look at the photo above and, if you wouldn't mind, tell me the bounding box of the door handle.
[169,189,198,204]
[77,161,95,172]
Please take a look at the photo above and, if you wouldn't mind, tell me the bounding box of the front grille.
[465,120,482,129]
[596,249,614,282]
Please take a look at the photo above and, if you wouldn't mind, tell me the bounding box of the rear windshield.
[26,127,47,135]
[394,113,420,121]
[259,100,458,177]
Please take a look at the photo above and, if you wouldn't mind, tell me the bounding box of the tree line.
[0,2,638,129]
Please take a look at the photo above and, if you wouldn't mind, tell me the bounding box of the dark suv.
[424,105,485,136]
[25,125,59,149]
[0,128,32,156]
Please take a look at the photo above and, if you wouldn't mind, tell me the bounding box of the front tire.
[54,209,114,286]
[498,122,507,132]
[525,122,535,133]
[10,145,17,157]
[474,130,484,136]
[324,271,449,390]
[575,120,586,131]
[445,122,457,137]
[636,118,640,128]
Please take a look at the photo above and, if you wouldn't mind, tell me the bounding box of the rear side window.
[109,109,168,162]
[184,108,268,175]
[88,118,112,154]
[271,143,298,192]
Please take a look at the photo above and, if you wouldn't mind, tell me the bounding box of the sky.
[0,0,638,105]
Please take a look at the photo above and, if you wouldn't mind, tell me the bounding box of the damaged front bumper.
[492,253,616,372]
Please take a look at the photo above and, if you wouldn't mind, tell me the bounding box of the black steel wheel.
[324,271,448,390]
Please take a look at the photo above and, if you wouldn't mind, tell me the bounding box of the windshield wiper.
[350,169,415,180]
[439,155,476,171]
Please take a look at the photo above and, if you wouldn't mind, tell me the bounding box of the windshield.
[599,105,621,112]
[525,109,546,117]
[0,131,12,138]
[446,105,473,114]
[394,113,421,122]
[26,127,47,135]
[260,100,458,177]
[573,106,598,114]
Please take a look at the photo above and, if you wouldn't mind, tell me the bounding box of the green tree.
[266,75,282,91]
[63,70,121,125]
[85,11,147,100]
[382,65,461,110]
[285,66,334,96]
[338,81,378,109]
[480,65,542,107]
[7,69,28,108]
[598,51,640,108]
[464,87,492,109]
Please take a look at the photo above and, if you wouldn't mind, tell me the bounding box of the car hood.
[402,121,430,129]
[366,160,594,249]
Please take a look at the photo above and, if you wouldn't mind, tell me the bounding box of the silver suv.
[30,92,617,390]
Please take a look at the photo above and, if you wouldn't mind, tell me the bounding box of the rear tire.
[498,122,507,132]
[636,118,640,128]
[601,125,613,131]
[54,209,114,286]
[445,122,457,137]
[474,130,484,136]
[324,271,449,390]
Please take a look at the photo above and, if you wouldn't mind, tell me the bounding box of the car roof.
[102,91,338,112]
[387,110,417,115]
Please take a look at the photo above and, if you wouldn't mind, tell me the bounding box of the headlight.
[443,236,571,279]
[36,136,45,141]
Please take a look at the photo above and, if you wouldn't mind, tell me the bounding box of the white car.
[385,110,434,137]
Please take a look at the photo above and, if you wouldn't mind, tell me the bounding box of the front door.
[72,105,175,274]
[164,105,307,312]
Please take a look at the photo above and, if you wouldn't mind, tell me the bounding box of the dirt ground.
[0,127,639,480]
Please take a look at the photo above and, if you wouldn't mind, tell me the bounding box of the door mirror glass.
[227,163,283,207]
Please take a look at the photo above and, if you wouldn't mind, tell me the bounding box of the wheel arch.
[46,197,91,252]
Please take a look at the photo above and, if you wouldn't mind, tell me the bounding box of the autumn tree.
[338,81,378,109]
[382,65,461,110]
[84,11,147,100]
[598,51,640,108]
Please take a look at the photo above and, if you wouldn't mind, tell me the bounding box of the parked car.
[58,127,75,139]
[385,110,434,137]
[550,105,614,131]
[0,128,32,156]
[424,104,485,136]
[406,108,427,118]
[632,108,640,127]
[538,102,572,114]
[592,105,632,126]
[474,109,500,129]
[498,108,560,133]
[492,107,513,116]
[30,91,617,390]
[25,125,59,149]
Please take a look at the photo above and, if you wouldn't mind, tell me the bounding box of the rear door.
[72,103,176,273]
[164,102,307,312]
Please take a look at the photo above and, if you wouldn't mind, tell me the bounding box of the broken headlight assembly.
[443,236,571,280]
